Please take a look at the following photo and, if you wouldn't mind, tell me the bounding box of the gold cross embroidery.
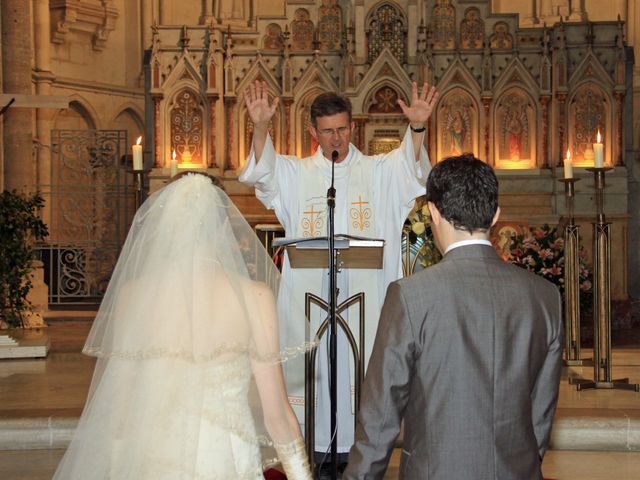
[350,195,372,231]
[301,204,323,237]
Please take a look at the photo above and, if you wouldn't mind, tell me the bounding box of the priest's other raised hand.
[243,80,280,162]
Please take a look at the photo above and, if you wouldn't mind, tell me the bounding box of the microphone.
[327,150,338,206]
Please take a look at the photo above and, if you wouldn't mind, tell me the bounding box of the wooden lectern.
[273,235,384,470]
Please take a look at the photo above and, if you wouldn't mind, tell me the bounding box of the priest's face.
[309,112,355,163]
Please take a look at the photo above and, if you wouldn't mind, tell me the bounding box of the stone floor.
[0,318,639,479]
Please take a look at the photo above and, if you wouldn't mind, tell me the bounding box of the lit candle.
[132,136,143,170]
[170,149,178,177]
[593,130,604,168]
[563,149,573,179]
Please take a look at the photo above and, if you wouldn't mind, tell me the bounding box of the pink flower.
[580,280,592,291]
[534,228,547,239]
[553,238,564,249]
[547,265,562,276]
[539,248,554,260]
[512,248,524,257]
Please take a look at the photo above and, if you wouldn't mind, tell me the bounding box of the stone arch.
[53,97,98,131]
[294,88,327,158]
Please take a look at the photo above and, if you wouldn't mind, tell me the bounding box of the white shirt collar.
[444,239,493,255]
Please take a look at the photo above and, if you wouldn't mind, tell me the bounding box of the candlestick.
[570,167,639,392]
[593,130,604,168]
[132,136,143,170]
[170,149,178,177]
[563,149,573,179]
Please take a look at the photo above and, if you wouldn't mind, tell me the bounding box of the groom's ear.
[427,202,441,226]
[491,206,501,227]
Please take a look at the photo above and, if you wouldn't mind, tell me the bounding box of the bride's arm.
[246,282,311,479]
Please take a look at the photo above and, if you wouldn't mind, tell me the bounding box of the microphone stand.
[327,149,338,480]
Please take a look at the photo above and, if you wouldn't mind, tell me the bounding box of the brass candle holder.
[572,167,639,392]
[130,168,151,210]
[558,178,589,367]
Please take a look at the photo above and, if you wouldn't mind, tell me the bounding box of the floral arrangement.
[405,197,442,271]
[504,224,593,311]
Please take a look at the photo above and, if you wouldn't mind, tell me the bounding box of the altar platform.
[0,317,639,479]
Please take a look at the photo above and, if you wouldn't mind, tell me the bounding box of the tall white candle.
[563,149,573,179]
[132,136,143,170]
[170,149,178,177]
[593,130,604,168]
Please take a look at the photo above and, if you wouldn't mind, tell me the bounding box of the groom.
[343,154,562,479]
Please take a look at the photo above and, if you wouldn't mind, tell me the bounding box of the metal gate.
[39,130,134,305]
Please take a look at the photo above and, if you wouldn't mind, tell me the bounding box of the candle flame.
[172,149,176,160]
[566,149,571,160]
[597,129,601,143]
[136,136,142,146]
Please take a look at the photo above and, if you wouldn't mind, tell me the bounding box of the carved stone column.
[142,0,154,51]
[353,117,366,152]
[557,93,567,167]
[153,96,162,167]
[1,0,34,191]
[614,92,624,166]
[283,99,293,155]
[540,96,550,168]
[208,95,218,167]
[482,98,492,164]
[34,0,54,190]
[225,97,236,170]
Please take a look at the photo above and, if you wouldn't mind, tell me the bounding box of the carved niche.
[169,88,204,167]
[436,89,477,160]
[460,7,484,49]
[291,9,314,51]
[494,89,536,168]
[263,23,283,51]
[318,0,343,51]
[569,84,609,166]
[432,0,456,49]
[489,22,513,49]
[366,3,407,64]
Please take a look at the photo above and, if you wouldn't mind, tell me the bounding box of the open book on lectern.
[272,234,384,269]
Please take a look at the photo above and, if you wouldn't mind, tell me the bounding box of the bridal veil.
[54,173,312,479]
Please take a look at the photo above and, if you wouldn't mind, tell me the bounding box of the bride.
[53,173,313,479]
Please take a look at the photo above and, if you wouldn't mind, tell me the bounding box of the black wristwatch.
[410,124,426,133]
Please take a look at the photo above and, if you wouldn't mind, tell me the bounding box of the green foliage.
[505,224,593,312]
[0,191,48,328]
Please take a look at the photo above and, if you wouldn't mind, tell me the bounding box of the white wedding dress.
[53,174,311,479]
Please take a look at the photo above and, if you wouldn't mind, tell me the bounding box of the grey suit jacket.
[343,244,562,480]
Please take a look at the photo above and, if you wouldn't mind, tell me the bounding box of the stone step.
[1,409,638,452]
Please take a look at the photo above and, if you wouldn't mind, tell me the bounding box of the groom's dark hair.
[426,153,498,234]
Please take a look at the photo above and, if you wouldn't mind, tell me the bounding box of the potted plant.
[0,190,48,328]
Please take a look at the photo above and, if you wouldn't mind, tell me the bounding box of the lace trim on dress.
[83,340,318,364]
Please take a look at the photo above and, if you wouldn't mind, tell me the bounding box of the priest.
[240,80,438,470]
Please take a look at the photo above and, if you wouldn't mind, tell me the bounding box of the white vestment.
[240,128,430,452]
